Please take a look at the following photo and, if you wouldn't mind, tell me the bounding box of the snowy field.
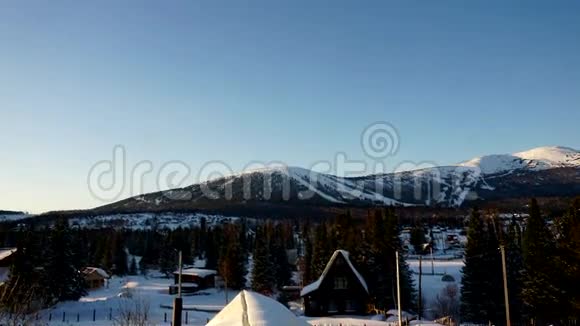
[25,259,462,325]
[407,259,464,316]
[37,274,235,325]
[29,267,456,326]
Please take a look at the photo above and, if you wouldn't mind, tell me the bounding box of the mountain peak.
[458,145,579,174]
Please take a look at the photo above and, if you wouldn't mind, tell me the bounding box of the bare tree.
[431,284,460,323]
[0,277,43,326]
[113,296,152,326]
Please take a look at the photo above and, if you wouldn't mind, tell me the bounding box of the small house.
[82,267,109,289]
[301,250,369,316]
[170,268,217,294]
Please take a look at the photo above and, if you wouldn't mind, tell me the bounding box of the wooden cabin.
[169,268,217,294]
[301,250,369,316]
[82,267,109,289]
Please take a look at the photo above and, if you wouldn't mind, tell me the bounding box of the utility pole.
[430,246,435,275]
[500,245,511,326]
[225,277,229,304]
[418,255,422,320]
[172,251,183,326]
[178,250,183,297]
[396,251,402,326]
[223,259,230,306]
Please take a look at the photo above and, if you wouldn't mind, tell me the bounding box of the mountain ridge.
[93,146,580,213]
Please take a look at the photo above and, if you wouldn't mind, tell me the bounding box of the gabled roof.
[82,267,109,279]
[207,290,310,326]
[300,249,368,297]
[0,248,17,261]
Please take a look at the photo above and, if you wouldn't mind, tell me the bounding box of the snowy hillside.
[458,146,580,174]
[92,146,580,212]
[0,211,32,223]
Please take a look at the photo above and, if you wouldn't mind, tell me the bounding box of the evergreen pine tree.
[333,211,358,255]
[310,222,330,278]
[521,198,560,323]
[272,234,292,288]
[385,208,415,311]
[218,225,247,290]
[302,236,313,285]
[205,228,220,270]
[42,219,87,304]
[410,225,427,254]
[158,235,177,277]
[251,226,275,294]
[505,217,524,323]
[460,208,488,323]
[556,197,580,317]
[111,232,128,276]
[481,218,505,324]
[367,209,391,309]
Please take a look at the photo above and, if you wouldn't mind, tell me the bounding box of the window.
[334,276,348,289]
[345,300,357,312]
[328,300,338,313]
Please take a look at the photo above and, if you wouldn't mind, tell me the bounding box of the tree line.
[299,208,416,312]
[1,198,578,323]
[460,197,580,324]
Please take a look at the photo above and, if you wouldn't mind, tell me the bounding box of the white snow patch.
[207,290,310,326]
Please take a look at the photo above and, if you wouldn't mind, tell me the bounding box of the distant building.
[82,267,109,289]
[169,268,217,294]
[301,250,369,316]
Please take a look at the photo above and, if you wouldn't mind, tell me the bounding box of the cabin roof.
[301,249,368,297]
[175,268,217,278]
[82,267,109,279]
[0,248,17,261]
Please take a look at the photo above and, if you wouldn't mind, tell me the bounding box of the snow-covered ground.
[30,263,455,326]
[407,259,463,315]
[38,274,237,325]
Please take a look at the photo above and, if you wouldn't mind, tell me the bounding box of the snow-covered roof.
[0,248,17,261]
[83,267,109,279]
[300,249,368,297]
[175,268,217,278]
[207,290,310,326]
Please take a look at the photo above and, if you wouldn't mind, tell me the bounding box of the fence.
[25,307,211,325]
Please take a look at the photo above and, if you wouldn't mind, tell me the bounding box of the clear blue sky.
[1,0,579,213]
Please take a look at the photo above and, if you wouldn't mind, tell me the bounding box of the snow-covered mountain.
[95,146,580,212]
[458,146,580,174]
